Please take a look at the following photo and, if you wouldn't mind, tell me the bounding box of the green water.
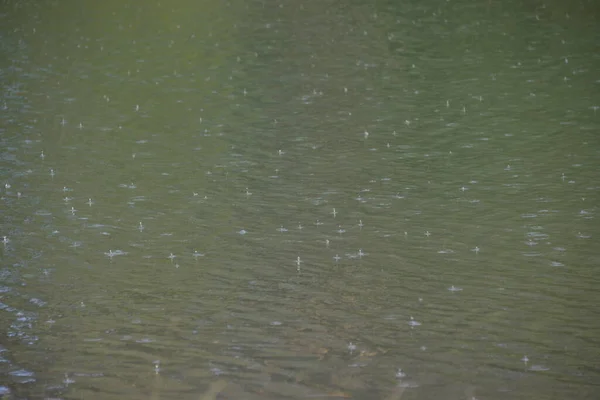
[1,0,599,399]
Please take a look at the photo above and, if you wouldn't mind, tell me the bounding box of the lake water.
[1,0,599,399]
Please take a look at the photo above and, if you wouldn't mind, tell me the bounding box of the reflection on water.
[1,0,599,399]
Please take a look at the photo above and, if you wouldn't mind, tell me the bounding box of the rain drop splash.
[193,250,204,259]
[347,342,357,353]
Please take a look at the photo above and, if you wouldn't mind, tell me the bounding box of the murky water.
[1,0,599,399]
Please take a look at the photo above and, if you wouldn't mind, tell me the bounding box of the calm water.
[1,0,599,399]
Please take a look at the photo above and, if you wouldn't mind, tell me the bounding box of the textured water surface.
[1,0,599,399]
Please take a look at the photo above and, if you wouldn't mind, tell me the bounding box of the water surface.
[1,0,599,399]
